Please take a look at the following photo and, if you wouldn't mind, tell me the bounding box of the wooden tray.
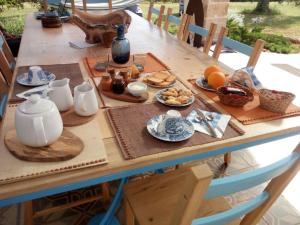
[4,129,84,162]
[99,86,148,103]
[61,107,96,127]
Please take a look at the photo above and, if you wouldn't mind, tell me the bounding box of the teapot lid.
[19,94,53,114]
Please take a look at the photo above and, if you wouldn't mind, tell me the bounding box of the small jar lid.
[114,75,124,81]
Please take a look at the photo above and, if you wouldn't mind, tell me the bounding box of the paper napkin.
[187,109,231,138]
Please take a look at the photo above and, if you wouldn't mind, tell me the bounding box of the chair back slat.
[164,8,189,40]
[192,192,269,225]
[147,1,165,28]
[213,26,265,68]
[0,93,8,119]
[167,14,181,25]
[70,0,112,13]
[222,37,253,56]
[182,20,216,55]
[156,5,165,28]
[177,14,190,40]
[188,23,209,37]
[151,7,160,15]
[171,165,213,225]
[205,152,300,199]
[164,8,173,31]
[147,1,154,21]
[0,32,15,85]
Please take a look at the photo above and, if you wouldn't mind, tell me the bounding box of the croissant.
[71,9,131,47]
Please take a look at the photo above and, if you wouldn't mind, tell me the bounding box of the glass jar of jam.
[111,75,125,94]
[107,68,116,80]
[99,74,112,91]
[119,70,130,86]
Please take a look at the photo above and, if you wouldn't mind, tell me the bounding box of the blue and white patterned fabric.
[230,67,263,90]
[187,109,231,138]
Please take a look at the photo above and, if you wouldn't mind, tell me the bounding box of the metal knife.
[196,109,218,138]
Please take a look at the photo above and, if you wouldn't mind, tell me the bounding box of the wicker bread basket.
[258,89,295,113]
[217,83,254,107]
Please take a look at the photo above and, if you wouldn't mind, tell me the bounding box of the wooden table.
[1,11,300,206]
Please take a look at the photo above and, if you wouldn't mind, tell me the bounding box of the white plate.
[147,115,194,142]
[155,88,195,107]
[16,71,56,87]
[195,76,215,92]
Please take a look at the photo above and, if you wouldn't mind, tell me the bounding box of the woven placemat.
[10,63,84,103]
[189,79,300,125]
[106,97,244,160]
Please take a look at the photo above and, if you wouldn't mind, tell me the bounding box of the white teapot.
[15,94,63,147]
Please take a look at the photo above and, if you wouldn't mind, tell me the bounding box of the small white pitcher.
[48,78,74,112]
[74,81,99,116]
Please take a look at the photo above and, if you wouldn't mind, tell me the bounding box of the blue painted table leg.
[88,177,128,225]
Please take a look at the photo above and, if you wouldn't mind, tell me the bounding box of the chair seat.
[124,171,240,225]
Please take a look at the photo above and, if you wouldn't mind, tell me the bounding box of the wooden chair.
[163,8,190,41]
[70,0,113,13]
[213,27,265,68]
[123,143,300,225]
[182,16,217,55]
[0,31,15,85]
[147,1,165,28]
[0,72,8,121]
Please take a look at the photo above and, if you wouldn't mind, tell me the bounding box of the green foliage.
[0,15,24,36]
[0,3,38,37]
[227,18,295,54]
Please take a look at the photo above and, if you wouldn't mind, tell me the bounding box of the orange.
[204,65,221,80]
[207,71,226,89]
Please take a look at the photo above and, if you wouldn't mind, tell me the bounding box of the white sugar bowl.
[15,94,63,147]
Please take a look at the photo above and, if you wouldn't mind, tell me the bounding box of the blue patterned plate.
[147,115,194,142]
[16,71,56,87]
[155,88,195,107]
[195,76,215,92]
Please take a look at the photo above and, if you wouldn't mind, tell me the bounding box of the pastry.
[159,88,193,105]
[143,71,176,87]
[131,64,140,79]
[153,72,170,80]
[147,77,164,85]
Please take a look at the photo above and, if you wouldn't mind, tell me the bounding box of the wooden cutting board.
[4,129,84,162]
[61,107,96,127]
[99,86,149,103]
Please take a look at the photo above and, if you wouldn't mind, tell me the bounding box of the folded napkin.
[187,109,231,138]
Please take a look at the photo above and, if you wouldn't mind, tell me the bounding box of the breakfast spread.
[159,88,193,105]
[143,71,176,87]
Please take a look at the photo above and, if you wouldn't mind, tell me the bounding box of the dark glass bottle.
[111,24,130,64]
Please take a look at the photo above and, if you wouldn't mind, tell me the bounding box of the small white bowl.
[127,82,147,97]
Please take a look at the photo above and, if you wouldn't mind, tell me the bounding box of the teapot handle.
[77,93,87,112]
[32,117,48,146]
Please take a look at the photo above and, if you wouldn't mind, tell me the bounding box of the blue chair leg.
[88,177,128,225]
[0,94,8,119]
